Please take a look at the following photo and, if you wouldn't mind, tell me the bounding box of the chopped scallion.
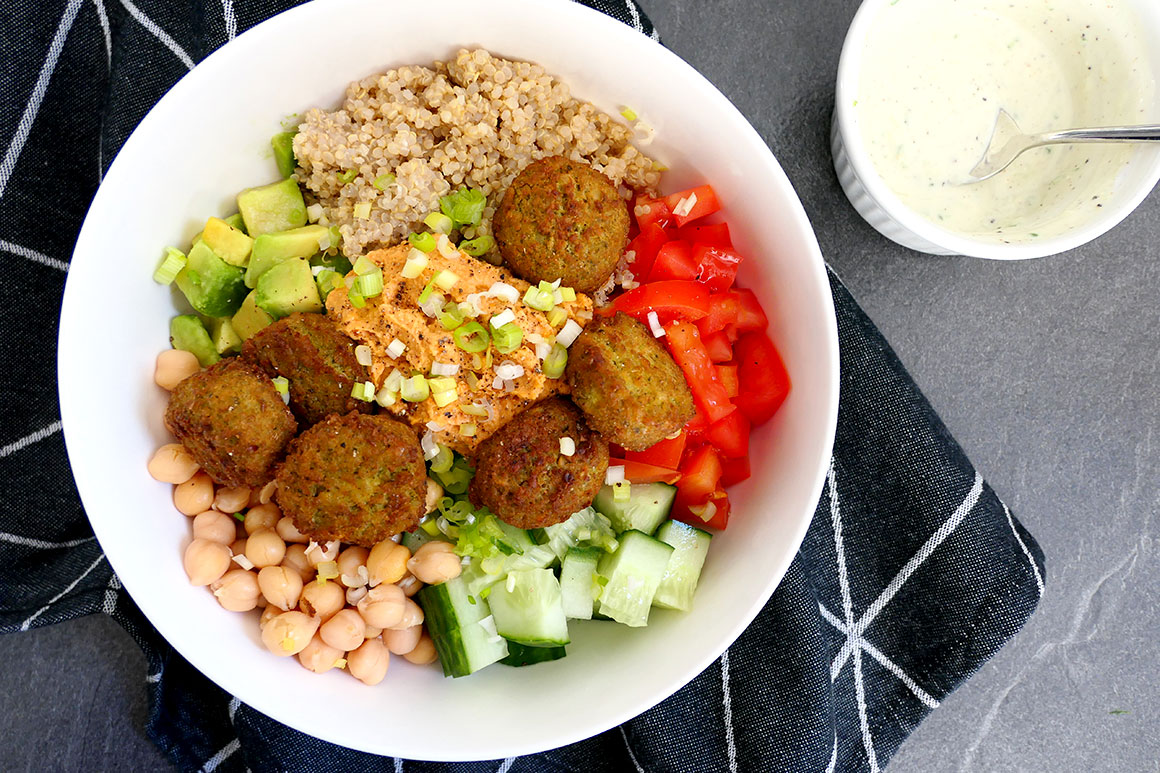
[153,247,187,285]
[402,248,429,278]
[336,169,357,184]
[349,289,366,308]
[433,388,458,408]
[559,286,576,302]
[439,187,487,228]
[424,212,453,234]
[353,201,372,219]
[428,377,457,394]
[453,322,490,353]
[429,444,454,474]
[353,256,377,275]
[437,300,465,330]
[489,309,516,329]
[400,375,430,402]
[459,234,494,256]
[408,232,436,252]
[523,285,555,312]
[433,270,459,291]
[613,480,631,502]
[492,322,523,354]
[352,271,383,298]
[373,173,396,190]
[547,307,568,328]
[543,343,568,379]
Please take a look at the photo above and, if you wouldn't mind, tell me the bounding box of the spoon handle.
[1040,125,1160,144]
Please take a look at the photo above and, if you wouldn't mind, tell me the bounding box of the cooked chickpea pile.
[149,354,461,685]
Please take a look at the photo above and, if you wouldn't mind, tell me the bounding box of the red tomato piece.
[673,485,730,530]
[720,456,751,487]
[626,222,670,280]
[678,222,732,249]
[717,364,739,397]
[608,458,682,485]
[634,194,672,230]
[663,185,722,227]
[625,431,686,470]
[732,288,769,332]
[677,444,722,500]
[665,322,737,424]
[701,330,733,363]
[697,294,741,337]
[693,244,742,293]
[707,410,750,459]
[733,331,791,425]
[649,240,698,282]
[613,281,710,323]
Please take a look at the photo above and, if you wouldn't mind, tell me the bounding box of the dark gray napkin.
[0,2,1044,771]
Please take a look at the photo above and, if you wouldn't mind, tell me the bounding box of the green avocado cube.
[169,315,220,367]
[209,316,243,354]
[174,240,248,318]
[231,290,275,340]
[245,224,331,288]
[224,213,247,233]
[254,258,322,319]
[202,216,254,267]
[236,177,307,237]
[271,132,297,179]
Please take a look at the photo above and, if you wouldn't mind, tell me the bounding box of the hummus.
[327,243,594,455]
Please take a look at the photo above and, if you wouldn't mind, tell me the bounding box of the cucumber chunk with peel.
[653,520,712,611]
[596,530,673,627]
[487,568,570,647]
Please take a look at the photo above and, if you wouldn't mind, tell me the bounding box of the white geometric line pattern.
[221,0,237,40]
[0,421,63,458]
[19,552,106,631]
[624,0,644,33]
[721,650,738,773]
[199,738,239,773]
[0,239,69,272]
[118,0,195,69]
[101,572,121,615]
[0,0,84,201]
[93,0,112,67]
[393,758,404,773]
[1004,502,1044,596]
[620,726,646,773]
[0,532,94,550]
[494,757,515,773]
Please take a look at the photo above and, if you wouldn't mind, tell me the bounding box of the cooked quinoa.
[293,48,660,258]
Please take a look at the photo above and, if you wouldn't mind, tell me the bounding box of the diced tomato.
[626,222,670,280]
[676,444,722,500]
[707,410,750,459]
[733,331,791,425]
[701,330,732,363]
[634,194,672,230]
[665,322,736,424]
[608,458,682,485]
[625,431,686,470]
[613,281,709,322]
[693,244,742,293]
[678,222,732,249]
[717,364,739,397]
[700,492,730,529]
[648,240,698,282]
[663,185,721,227]
[720,456,751,487]
[683,407,711,448]
[732,288,768,332]
[697,294,740,337]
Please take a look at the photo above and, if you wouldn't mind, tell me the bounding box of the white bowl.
[58,0,838,760]
[833,0,1160,259]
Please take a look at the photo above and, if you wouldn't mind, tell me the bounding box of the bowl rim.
[58,0,840,758]
[835,0,1160,260]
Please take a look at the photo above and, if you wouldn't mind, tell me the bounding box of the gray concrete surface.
[3,0,1158,770]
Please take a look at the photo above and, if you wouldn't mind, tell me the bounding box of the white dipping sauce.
[856,0,1156,243]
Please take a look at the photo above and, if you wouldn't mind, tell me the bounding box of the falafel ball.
[241,312,371,427]
[469,397,609,529]
[565,312,696,452]
[274,412,427,546]
[164,357,297,487]
[493,155,630,294]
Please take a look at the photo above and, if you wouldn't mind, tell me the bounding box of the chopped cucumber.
[596,530,673,627]
[169,315,219,367]
[418,576,487,630]
[487,569,570,647]
[173,240,248,318]
[209,316,243,355]
[271,131,297,179]
[540,507,619,560]
[253,258,322,318]
[594,482,676,535]
[230,290,274,340]
[494,519,557,572]
[417,578,508,678]
[245,224,331,288]
[559,546,603,620]
[236,177,307,236]
[653,520,712,611]
[500,641,567,667]
[202,216,253,267]
[401,528,449,553]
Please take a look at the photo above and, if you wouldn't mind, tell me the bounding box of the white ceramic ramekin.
[833,0,1160,259]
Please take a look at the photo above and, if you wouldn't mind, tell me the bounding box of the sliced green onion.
[439,187,487,228]
[400,374,430,403]
[437,300,465,330]
[433,270,459,291]
[461,402,489,417]
[489,309,516,329]
[429,444,454,474]
[459,234,494,256]
[417,277,438,305]
[522,285,555,312]
[428,376,457,394]
[408,232,436,252]
[420,517,441,536]
[620,106,638,121]
[402,248,428,278]
[315,269,339,300]
[153,247,187,285]
[353,201,372,219]
[336,169,357,184]
[375,387,397,407]
[433,388,458,408]
[547,307,568,328]
[231,512,246,522]
[543,343,568,379]
[348,289,366,308]
[454,322,490,353]
[492,322,523,354]
[373,173,396,190]
[559,286,576,302]
[459,423,477,437]
[383,368,405,393]
[353,256,377,275]
[272,377,290,405]
[352,270,383,298]
[424,212,453,234]
[436,233,458,258]
[613,480,631,502]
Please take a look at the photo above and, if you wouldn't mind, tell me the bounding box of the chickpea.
[366,541,410,587]
[154,349,200,391]
[363,623,383,639]
[357,583,406,630]
[259,604,282,629]
[320,608,367,651]
[275,517,309,544]
[244,503,281,535]
[230,537,247,557]
[347,637,390,686]
[305,540,341,567]
[425,477,444,514]
[257,480,277,505]
[245,528,286,569]
[403,633,437,665]
[258,566,304,611]
[213,485,251,514]
[397,573,423,597]
[281,544,316,584]
[389,598,424,631]
[183,539,231,586]
[147,443,199,484]
[406,541,462,585]
[346,585,369,607]
[298,633,345,674]
[210,569,260,612]
[192,510,238,545]
[299,580,345,621]
[382,624,422,656]
[337,546,370,585]
[174,471,215,516]
[261,611,318,657]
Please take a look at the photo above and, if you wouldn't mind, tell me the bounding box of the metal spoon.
[967,109,1160,183]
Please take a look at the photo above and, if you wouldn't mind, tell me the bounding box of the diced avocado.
[253,258,322,318]
[271,132,297,179]
[231,290,275,340]
[236,177,307,237]
[224,213,247,233]
[244,224,330,288]
[169,315,219,367]
[209,316,243,354]
[174,240,248,318]
[202,216,254,267]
